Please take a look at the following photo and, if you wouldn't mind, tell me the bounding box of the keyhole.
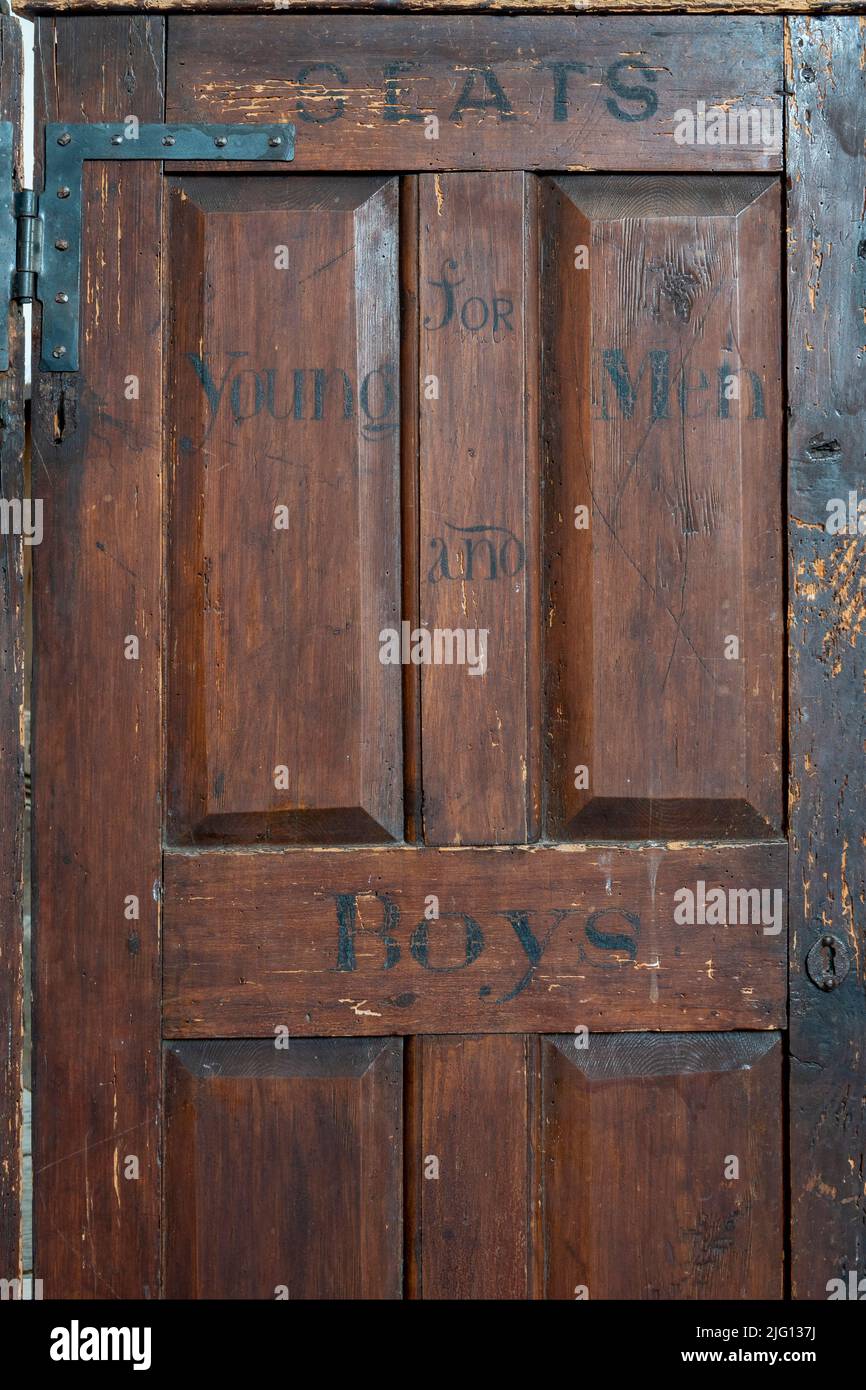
[819,935,837,984]
[806,931,850,992]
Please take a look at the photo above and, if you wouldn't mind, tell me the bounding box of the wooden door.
[25,12,864,1302]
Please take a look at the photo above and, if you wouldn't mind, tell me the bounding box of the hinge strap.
[1,119,295,374]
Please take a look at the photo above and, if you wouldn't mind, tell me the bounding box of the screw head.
[111,134,124,146]
[55,292,69,304]
[54,239,69,252]
[162,135,176,147]
[57,186,71,199]
[268,136,282,147]
[52,346,67,359]
[214,136,228,148]
[57,132,72,147]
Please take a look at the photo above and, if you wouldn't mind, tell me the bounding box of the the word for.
[673,881,783,936]
[424,259,514,336]
[379,622,488,675]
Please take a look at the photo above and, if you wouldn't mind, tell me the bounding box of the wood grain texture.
[164,843,788,1036]
[165,16,783,174]
[542,175,784,841]
[419,173,539,845]
[164,1039,403,1298]
[541,1032,784,1298]
[0,13,24,1290]
[31,16,164,1298]
[166,176,402,845]
[407,1035,535,1298]
[786,16,866,1302]
[400,178,423,844]
[13,2,861,16]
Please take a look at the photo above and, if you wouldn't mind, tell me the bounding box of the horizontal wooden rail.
[165,842,788,1035]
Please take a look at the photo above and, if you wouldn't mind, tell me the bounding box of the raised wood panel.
[407,1035,535,1298]
[165,17,783,174]
[541,1032,783,1299]
[418,172,539,845]
[164,1039,403,1298]
[163,843,787,1035]
[786,17,866,1302]
[32,14,164,1298]
[542,175,783,841]
[166,176,402,844]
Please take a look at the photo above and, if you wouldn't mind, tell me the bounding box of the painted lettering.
[424,259,515,338]
[593,348,767,422]
[450,67,515,123]
[427,521,526,583]
[183,354,398,448]
[329,893,644,1000]
[604,58,659,122]
[287,58,659,129]
[295,63,348,124]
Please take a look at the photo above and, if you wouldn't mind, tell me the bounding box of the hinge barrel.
[13,188,40,302]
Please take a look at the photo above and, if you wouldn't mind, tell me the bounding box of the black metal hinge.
[0,120,295,373]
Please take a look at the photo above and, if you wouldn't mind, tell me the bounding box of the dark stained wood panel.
[541,1032,783,1298]
[31,14,164,1298]
[786,17,866,1302]
[166,176,402,844]
[542,175,783,841]
[164,1039,403,1298]
[418,172,539,845]
[164,842,787,1036]
[0,13,24,1286]
[166,17,783,174]
[407,1035,534,1298]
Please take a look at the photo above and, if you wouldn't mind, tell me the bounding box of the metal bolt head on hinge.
[805,933,851,991]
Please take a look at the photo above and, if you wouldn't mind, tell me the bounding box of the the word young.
[185,353,397,445]
[673,881,783,936]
